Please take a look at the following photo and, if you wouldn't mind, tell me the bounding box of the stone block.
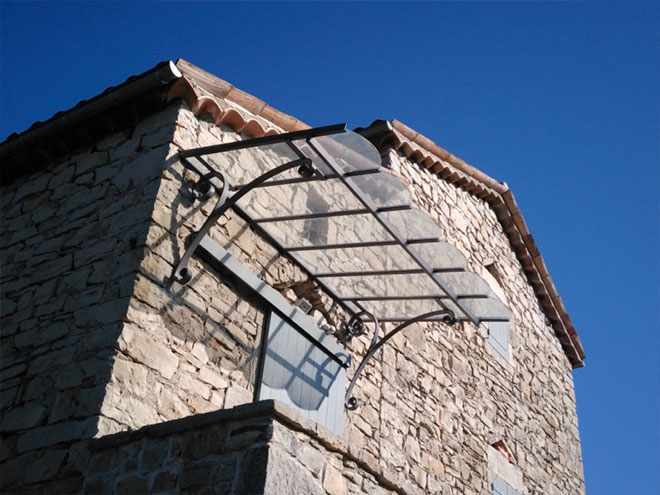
[191,341,210,364]
[152,470,177,493]
[13,173,51,202]
[112,358,149,396]
[23,449,68,485]
[224,385,252,409]
[178,459,234,490]
[101,388,160,429]
[2,402,46,432]
[0,362,26,380]
[177,373,211,400]
[16,417,97,453]
[298,444,325,478]
[198,367,228,389]
[112,146,169,190]
[323,464,347,495]
[263,445,324,495]
[115,474,149,495]
[139,440,168,473]
[119,325,179,380]
[157,388,189,419]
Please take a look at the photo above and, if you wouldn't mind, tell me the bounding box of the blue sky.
[2,2,658,492]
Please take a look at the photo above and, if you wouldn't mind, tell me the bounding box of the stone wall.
[0,103,184,490]
[85,400,406,495]
[160,103,584,494]
[335,149,584,494]
[97,104,315,438]
[1,92,584,494]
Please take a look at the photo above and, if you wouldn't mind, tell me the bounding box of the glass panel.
[459,292,512,321]
[356,298,449,321]
[434,271,491,296]
[411,241,468,271]
[238,172,410,221]
[383,208,443,241]
[348,172,412,209]
[261,213,393,248]
[307,130,382,174]
[203,141,301,185]
[292,245,416,274]
[322,273,446,299]
[237,178,363,220]
[440,298,471,321]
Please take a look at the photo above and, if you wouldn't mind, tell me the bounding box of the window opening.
[488,440,523,495]
[485,261,504,286]
[483,263,511,361]
[488,321,510,360]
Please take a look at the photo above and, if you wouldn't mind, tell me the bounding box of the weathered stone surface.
[112,358,149,396]
[198,367,229,389]
[115,474,149,495]
[224,385,252,409]
[264,445,325,495]
[298,443,325,477]
[1,402,46,432]
[323,464,347,495]
[119,325,179,380]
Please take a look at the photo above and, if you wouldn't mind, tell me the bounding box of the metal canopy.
[172,124,512,410]
[174,125,511,325]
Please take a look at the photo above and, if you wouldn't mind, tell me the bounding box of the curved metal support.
[344,308,455,411]
[170,157,313,285]
[340,310,379,345]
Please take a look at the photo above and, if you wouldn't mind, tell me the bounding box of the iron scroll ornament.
[344,308,456,411]
[170,156,314,286]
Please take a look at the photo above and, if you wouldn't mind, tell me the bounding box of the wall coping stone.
[90,400,407,494]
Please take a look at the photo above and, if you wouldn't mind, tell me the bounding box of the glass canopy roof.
[180,125,511,325]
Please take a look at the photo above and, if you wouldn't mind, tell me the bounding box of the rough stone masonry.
[0,62,584,494]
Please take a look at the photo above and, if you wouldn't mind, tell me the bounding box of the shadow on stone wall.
[0,136,177,490]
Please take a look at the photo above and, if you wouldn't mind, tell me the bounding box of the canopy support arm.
[169,156,314,285]
[343,309,455,411]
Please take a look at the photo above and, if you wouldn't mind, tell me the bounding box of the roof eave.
[0,60,182,184]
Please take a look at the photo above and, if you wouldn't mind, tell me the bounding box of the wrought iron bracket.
[169,156,314,286]
[344,309,456,411]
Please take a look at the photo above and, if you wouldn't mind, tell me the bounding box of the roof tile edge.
[0,58,584,367]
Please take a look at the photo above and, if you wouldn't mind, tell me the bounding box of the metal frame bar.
[170,157,313,284]
[344,295,450,301]
[196,236,348,367]
[313,267,464,278]
[284,238,441,252]
[178,123,346,158]
[252,204,411,224]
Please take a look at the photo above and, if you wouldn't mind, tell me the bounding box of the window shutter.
[257,311,346,435]
[488,321,509,360]
[492,474,520,495]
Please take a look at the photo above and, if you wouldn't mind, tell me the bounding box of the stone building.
[0,59,586,494]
